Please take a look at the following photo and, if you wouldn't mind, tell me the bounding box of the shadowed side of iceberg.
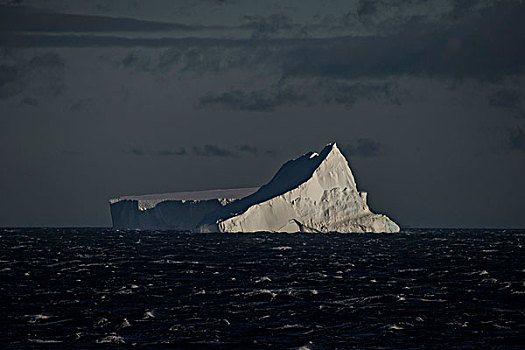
[109,188,258,230]
[199,143,337,229]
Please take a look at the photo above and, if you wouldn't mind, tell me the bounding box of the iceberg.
[109,143,400,233]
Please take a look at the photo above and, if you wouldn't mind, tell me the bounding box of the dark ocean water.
[1,228,524,349]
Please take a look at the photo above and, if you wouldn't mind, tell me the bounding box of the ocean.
[1,228,523,349]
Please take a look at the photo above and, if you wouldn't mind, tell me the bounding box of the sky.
[0,0,524,228]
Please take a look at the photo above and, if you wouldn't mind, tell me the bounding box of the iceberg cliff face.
[109,143,400,233]
[109,188,258,230]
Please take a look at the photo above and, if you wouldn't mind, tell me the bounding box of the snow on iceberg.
[109,143,400,233]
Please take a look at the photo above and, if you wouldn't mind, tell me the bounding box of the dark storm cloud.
[198,87,306,111]
[243,14,295,38]
[119,50,154,72]
[341,138,385,158]
[3,2,521,84]
[198,79,401,111]
[129,148,145,156]
[124,147,189,156]
[283,19,525,79]
[124,145,271,158]
[0,5,201,32]
[283,3,525,81]
[152,149,189,156]
[157,49,180,70]
[193,145,235,157]
[237,145,258,155]
[489,89,524,118]
[124,146,231,157]
[121,51,142,67]
[356,0,377,20]
[318,80,401,107]
[508,126,525,152]
[0,33,262,48]
[70,98,93,112]
[352,0,487,30]
[188,1,524,112]
[0,52,65,100]
[179,47,245,73]
[119,46,278,75]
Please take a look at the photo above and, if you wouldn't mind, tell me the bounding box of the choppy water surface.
[1,228,524,349]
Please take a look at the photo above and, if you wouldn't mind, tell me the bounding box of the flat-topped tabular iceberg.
[109,143,400,233]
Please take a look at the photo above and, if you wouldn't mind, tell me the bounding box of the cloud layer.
[124,145,279,158]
